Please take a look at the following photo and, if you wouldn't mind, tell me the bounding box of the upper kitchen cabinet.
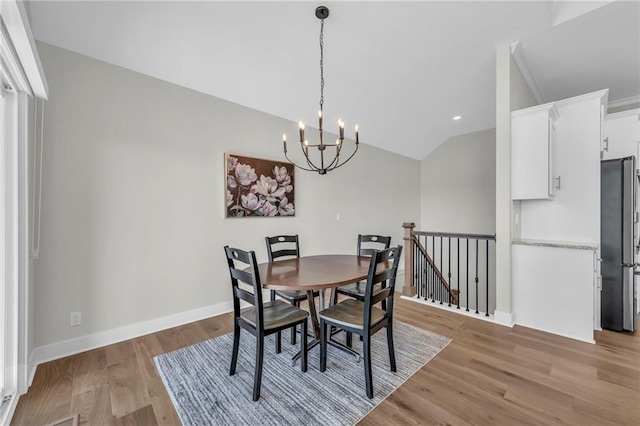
[602,109,640,161]
[511,103,559,200]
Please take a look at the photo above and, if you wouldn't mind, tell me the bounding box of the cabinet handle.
[602,137,609,152]
[554,176,561,190]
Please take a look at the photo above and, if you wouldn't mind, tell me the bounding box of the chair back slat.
[265,235,300,262]
[357,234,391,257]
[230,269,254,286]
[372,268,394,285]
[235,287,257,306]
[370,288,392,305]
[224,246,264,324]
[269,248,298,259]
[362,245,402,327]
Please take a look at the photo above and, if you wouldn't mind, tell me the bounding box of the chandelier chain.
[319,18,324,110]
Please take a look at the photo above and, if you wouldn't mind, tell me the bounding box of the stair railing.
[402,222,496,316]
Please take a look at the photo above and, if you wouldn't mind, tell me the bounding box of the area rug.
[154,321,450,426]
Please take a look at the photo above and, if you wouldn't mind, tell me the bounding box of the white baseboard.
[494,310,515,327]
[28,299,235,385]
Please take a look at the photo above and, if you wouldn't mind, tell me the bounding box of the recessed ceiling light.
[453,115,463,121]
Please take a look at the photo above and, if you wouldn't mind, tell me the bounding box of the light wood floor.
[12,297,640,425]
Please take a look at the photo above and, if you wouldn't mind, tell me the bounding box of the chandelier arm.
[327,143,359,172]
[302,146,323,171]
[325,149,342,170]
[284,152,317,172]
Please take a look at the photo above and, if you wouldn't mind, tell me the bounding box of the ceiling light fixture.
[282,6,359,175]
[453,115,463,121]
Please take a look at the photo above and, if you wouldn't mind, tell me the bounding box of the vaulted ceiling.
[29,1,640,160]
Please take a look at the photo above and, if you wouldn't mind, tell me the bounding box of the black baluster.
[457,238,460,309]
[446,237,451,306]
[432,236,435,302]
[439,237,443,304]
[417,240,421,299]
[415,240,419,299]
[421,241,424,299]
[466,239,469,312]
[486,239,490,317]
[475,239,479,314]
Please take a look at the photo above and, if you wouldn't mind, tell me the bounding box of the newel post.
[402,222,416,297]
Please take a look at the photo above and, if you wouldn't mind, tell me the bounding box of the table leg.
[306,290,321,339]
[291,290,322,365]
[291,288,359,365]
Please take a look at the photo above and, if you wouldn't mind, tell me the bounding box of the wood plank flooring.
[12,298,640,425]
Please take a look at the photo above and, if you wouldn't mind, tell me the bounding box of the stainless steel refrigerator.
[601,156,636,332]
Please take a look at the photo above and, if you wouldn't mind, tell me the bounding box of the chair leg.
[346,331,353,348]
[320,319,327,372]
[301,318,308,372]
[363,332,373,399]
[253,332,265,401]
[291,301,298,345]
[276,330,282,354]
[387,321,396,372]
[230,323,240,376]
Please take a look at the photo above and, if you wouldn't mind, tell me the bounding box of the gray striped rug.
[154,321,450,425]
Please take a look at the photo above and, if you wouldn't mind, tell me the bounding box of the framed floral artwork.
[225,153,295,217]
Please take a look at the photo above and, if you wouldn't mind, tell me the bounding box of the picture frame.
[225,153,295,218]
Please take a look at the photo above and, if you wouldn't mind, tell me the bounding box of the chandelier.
[282,6,359,175]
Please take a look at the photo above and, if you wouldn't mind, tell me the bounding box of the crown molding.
[608,95,640,110]
[510,41,544,105]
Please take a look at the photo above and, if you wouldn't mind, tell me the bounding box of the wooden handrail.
[413,230,496,241]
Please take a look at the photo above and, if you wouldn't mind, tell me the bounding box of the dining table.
[256,254,371,362]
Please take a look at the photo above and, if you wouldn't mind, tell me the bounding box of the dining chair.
[332,234,391,346]
[319,245,403,399]
[224,246,308,401]
[265,235,319,345]
[335,234,392,302]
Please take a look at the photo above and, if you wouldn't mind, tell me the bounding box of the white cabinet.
[602,109,640,161]
[511,103,559,200]
[512,242,596,343]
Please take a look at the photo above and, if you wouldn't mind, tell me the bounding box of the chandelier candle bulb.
[299,121,305,142]
[355,124,359,144]
[283,134,287,152]
[338,118,345,140]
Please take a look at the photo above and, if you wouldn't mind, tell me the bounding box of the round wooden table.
[257,255,371,360]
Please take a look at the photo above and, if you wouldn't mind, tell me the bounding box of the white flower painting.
[225,154,295,217]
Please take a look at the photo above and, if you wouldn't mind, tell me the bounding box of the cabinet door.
[512,110,552,200]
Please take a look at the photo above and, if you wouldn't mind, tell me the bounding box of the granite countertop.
[512,238,598,250]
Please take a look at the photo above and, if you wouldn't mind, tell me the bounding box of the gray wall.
[34,42,420,347]
[420,129,496,234]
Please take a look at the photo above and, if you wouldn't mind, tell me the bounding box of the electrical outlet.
[70,311,81,327]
